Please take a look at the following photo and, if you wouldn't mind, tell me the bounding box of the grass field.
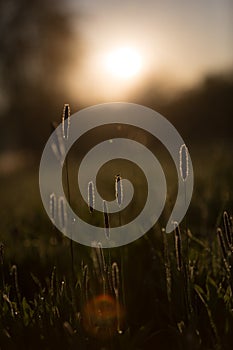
[0,142,232,350]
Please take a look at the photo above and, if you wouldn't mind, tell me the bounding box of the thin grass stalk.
[116,174,123,240]
[115,174,127,311]
[50,123,62,243]
[103,200,110,240]
[83,265,89,303]
[112,262,122,334]
[162,229,172,303]
[183,259,193,320]
[63,321,74,337]
[230,214,233,243]
[91,242,101,282]
[50,121,65,164]
[187,229,210,251]
[58,196,67,229]
[179,144,190,264]
[119,250,126,310]
[194,286,221,349]
[66,162,75,281]
[50,266,57,299]
[60,280,65,296]
[217,228,229,270]
[96,242,106,275]
[223,211,233,251]
[106,264,114,294]
[61,104,75,285]
[174,222,183,272]
[91,241,107,293]
[96,242,107,293]
[82,264,91,327]
[3,294,14,317]
[217,228,233,292]
[0,243,5,290]
[174,223,192,321]
[11,265,21,315]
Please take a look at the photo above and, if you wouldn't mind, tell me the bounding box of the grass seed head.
[88,181,95,213]
[62,103,70,139]
[115,174,123,206]
[179,144,189,181]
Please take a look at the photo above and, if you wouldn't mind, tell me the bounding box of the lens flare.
[82,294,124,339]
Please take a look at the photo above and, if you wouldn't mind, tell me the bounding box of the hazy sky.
[69,0,233,101]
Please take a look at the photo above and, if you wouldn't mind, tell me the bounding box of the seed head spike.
[179,144,189,181]
[115,174,123,206]
[62,104,70,139]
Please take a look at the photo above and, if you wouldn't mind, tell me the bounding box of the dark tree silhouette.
[0,0,82,151]
[167,72,233,142]
[134,71,233,144]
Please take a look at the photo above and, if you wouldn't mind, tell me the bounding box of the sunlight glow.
[67,43,150,103]
[106,47,142,79]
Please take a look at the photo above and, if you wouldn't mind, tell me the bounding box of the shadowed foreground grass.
[0,144,232,349]
[0,209,233,350]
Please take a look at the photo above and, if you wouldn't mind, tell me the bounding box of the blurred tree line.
[167,72,233,143]
[0,0,82,153]
[136,71,233,145]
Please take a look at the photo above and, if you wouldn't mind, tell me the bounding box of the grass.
[0,190,233,349]
[0,109,232,349]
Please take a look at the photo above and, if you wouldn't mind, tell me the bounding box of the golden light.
[67,43,151,103]
[106,47,142,79]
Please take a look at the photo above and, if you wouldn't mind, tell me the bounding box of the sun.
[106,47,142,79]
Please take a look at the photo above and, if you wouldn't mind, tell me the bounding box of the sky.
[68,0,233,102]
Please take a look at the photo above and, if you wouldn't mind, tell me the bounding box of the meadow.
[0,134,232,350]
[0,1,232,348]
